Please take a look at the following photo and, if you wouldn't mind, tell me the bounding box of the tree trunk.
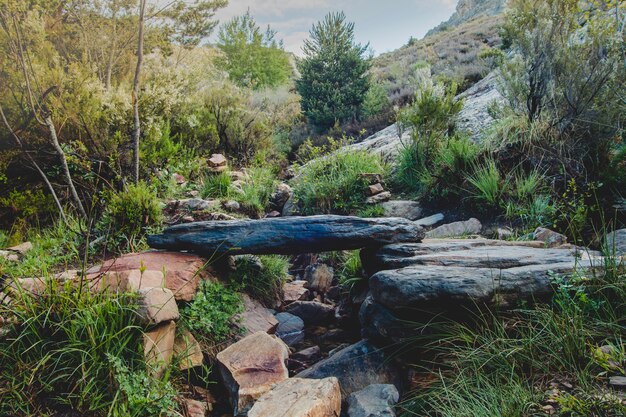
[44,115,88,219]
[131,0,147,183]
[104,7,118,90]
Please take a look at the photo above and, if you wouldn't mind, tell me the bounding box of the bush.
[202,171,233,199]
[0,282,175,416]
[236,166,277,217]
[180,280,243,346]
[466,159,509,208]
[101,182,162,240]
[229,255,289,307]
[293,150,387,215]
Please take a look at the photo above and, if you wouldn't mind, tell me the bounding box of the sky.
[212,0,458,56]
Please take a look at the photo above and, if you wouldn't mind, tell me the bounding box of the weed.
[466,159,508,208]
[202,171,233,199]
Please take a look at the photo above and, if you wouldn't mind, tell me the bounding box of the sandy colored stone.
[174,330,204,370]
[88,252,211,301]
[283,280,310,304]
[144,321,176,377]
[208,153,227,167]
[216,332,289,415]
[136,287,179,326]
[7,241,33,255]
[248,377,341,417]
[367,183,385,196]
[239,294,279,336]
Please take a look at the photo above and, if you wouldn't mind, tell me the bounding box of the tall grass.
[201,170,233,199]
[229,255,290,307]
[466,159,508,207]
[0,279,177,416]
[293,150,387,215]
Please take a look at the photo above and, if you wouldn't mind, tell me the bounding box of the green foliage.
[403,261,626,416]
[108,355,178,417]
[202,171,233,199]
[230,255,289,307]
[552,179,601,241]
[236,166,277,217]
[356,205,386,218]
[216,11,292,89]
[180,280,243,345]
[0,189,56,228]
[362,82,390,119]
[296,12,371,130]
[293,150,386,215]
[101,182,162,239]
[335,250,365,293]
[0,282,167,416]
[141,122,183,174]
[466,159,509,208]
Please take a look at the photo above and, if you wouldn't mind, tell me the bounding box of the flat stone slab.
[148,216,424,255]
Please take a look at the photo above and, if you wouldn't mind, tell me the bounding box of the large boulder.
[285,301,335,326]
[239,294,279,336]
[425,218,482,238]
[296,340,401,399]
[381,201,423,221]
[135,287,179,326]
[248,377,341,417]
[144,321,176,377]
[87,252,212,301]
[347,384,399,417]
[216,332,289,416]
[148,216,425,255]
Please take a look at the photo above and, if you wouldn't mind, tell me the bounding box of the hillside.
[427,0,508,36]
[372,2,505,105]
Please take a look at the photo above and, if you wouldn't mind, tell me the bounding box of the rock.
[605,229,626,255]
[609,376,626,390]
[88,252,212,302]
[348,384,399,417]
[6,241,33,255]
[8,277,48,296]
[286,301,335,325]
[427,0,507,37]
[248,377,341,417]
[415,213,444,227]
[367,183,385,196]
[425,218,482,238]
[340,123,409,164]
[239,294,279,335]
[270,183,293,212]
[265,211,281,218]
[366,192,392,204]
[149,216,425,256]
[533,227,567,248]
[292,346,322,363]
[167,198,217,212]
[144,321,176,377]
[174,330,204,370]
[283,280,310,304]
[304,263,334,294]
[216,332,289,415]
[275,312,305,346]
[498,227,514,240]
[223,200,241,212]
[136,287,179,326]
[182,398,208,417]
[381,201,423,221]
[231,170,247,181]
[100,269,165,292]
[282,195,297,217]
[0,250,18,262]
[208,153,227,168]
[297,340,401,399]
[173,173,186,185]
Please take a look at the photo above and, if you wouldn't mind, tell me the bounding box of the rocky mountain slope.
[426,0,508,36]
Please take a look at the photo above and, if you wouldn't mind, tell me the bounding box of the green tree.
[216,11,292,89]
[296,12,371,130]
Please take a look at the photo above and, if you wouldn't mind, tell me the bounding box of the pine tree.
[296,12,371,131]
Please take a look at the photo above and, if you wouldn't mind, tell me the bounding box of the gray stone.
[148,216,425,255]
[425,218,482,238]
[609,376,626,390]
[136,287,179,326]
[275,312,305,346]
[285,301,334,325]
[223,200,241,212]
[427,0,507,36]
[605,229,626,256]
[366,192,392,204]
[533,227,567,248]
[296,340,402,400]
[381,201,423,221]
[348,384,399,417]
[415,213,444,227]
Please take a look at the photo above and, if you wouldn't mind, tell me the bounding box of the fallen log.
[147,215,424,255]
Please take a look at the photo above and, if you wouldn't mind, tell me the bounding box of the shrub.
[0,282,173,416]
[466,159,509,208]
[202,171,233,199]
[102,182,162,239]
[236,166,277,217]
[180,280,243,346]
[292,150,387,215]
[362,82,390,119]
[229,255,289,307]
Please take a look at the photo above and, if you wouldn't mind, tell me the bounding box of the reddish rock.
[216,332,289,415]
[283,280,310,304]
[144,321,176,377]
[88,252,212,301]
[367,183,385,196]
[174,330,204,370]
[239,294,279,336]
[182,398,207,417]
